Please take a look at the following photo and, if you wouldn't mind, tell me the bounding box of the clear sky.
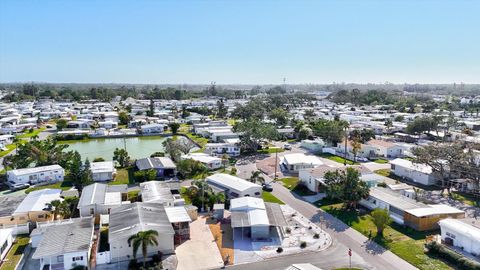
[0,0,479,84]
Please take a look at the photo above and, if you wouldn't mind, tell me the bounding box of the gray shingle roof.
[136,157,176,171]
[32,218,94,259]
[109,203,174,242]
[0,195,26,217]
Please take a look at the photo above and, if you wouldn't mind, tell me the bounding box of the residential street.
[234,151,418,270]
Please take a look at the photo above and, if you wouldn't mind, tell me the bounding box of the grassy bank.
[318,153,359,165]
[262,191,284,204]
[0,236,30,270]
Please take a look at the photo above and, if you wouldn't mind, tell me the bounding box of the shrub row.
[426,241,480,270]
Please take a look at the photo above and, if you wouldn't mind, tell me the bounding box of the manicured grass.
[15,127,46,139]
[318,153,359,165]
[262,191,284,204]
[109,168,133,185]
[279,177,300,190]
[0,144,17,158]
[257,147,284,154]
[127,190,140,202]
[25,180,73,194]
[0,235,30,270]
[318,200,451,270]
[373,159,389,164]
[374,168,391,177]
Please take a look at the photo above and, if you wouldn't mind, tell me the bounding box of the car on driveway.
[283,144,292,150]
[262,183,273,192]
[8,182,30,191]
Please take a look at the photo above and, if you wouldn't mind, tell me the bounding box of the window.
[446,232,456,239]
[254,192,260,196]
[72,256,83,262]
[90,208,94,215]
[1,240,8,254]
[57,256,64,263]
[37,215,44,218]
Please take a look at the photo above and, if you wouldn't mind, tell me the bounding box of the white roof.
[183,153,221,163]
[390,158,433,174]
[439,219,480,240]
[283,153,323,166]
[0,228,13,245]
[91,161,115,174]
[206,173,260,192]
[104,192,122,205]
[230,197,269,226]
[165,206,192,223]
[14,189,62,214]
[9,165,63,177]
[406,204,465,217]
[230,197,266,211]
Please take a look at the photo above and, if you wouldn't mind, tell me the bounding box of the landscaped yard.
[110,168,133,185]
[25,180,73,194]
[279,177,299,190]
[450,192,479,207]
[262,191,284,204]
[318,200,452,270]
[0,235,30,270]
[373,158,389,164]
[15,127,46,139]
[0,144,17,158]
[318,153,359,165]
[180,187,192,204]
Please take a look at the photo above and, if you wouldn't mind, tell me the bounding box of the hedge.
[425,241,480,270]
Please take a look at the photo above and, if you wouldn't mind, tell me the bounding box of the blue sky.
[0,0,479,84]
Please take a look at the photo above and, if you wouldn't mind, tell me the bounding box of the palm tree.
[249,170,264,184]
[128,230,159,268]
[46,199,62,220]
[371,208,391,237]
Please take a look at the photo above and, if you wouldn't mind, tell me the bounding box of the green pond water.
[63,136,171,161]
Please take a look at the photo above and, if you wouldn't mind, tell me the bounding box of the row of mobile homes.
[390,158,439,186]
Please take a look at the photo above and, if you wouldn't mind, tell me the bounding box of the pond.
[63,136,173,161]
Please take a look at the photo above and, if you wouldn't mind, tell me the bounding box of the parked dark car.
[262,183,273,192]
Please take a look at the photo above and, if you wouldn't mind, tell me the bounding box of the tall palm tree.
[128,230,159,268]
[46,199,62,220]
[249,170,265,184]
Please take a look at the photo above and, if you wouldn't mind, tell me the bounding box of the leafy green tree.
[150,152,165,158]
[371,208,391,237]
[78,158,93,192]
[176,159,208,179]
[216,100,228,119]
[349,129,374,143]
[119,111,130,126]
[324,167,369,209]
[93,157,105,162]
[311,119,348,146]
[406,116,438,135]
[70,151,83,187]
[56,119,68,131]
[249,170,265,184]
[233,119,279,152]
[351,138,362,162]
[128,230,159,269]
[269,108,289,126]
[168,122,180,134]
[113,148,130,168]
[147,100,155,117]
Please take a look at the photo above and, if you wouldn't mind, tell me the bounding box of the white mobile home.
[91,161,116,182]
[7,165,64,185]
[390,158,438,186]
[439,218,480,256]
[206,173,262,199]
[77,183,129,217]
[282,153,323,173]
[182,153,223,170]
[0,228,14,261]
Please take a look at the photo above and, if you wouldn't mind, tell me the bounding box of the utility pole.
[344,126,348,166]
[274,148,279,181]
[348,248,352,270]
[123,136,127,152]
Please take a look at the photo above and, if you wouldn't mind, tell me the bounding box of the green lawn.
[110,168,133,185]
[374,168,391,177]
[0,144,17,158]
[262,191,284,204]
[25,180,73,194]
[318,153,359,165]
[15,127,46,139]
[279,177,300,190]
[257,147,285,154]
[127,190,140,202]
[318,200,452,270]
[373,159,389,164]
[0,235,30,270]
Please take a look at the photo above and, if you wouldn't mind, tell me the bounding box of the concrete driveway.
[176,216,224,270]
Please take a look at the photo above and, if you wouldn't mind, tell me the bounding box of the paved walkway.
[176,216,224,270]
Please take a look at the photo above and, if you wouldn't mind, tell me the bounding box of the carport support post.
[344,126,348,166]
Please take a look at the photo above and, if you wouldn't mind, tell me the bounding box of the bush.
[134,169,157,182]
[276,247,283,253]
[93,157,105,162]
[377,182,387,187]
[313,233,320,239]
[300,241,307,248]
[425,242,480,270]
[286,228,291,234]
[230,168,237,175]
